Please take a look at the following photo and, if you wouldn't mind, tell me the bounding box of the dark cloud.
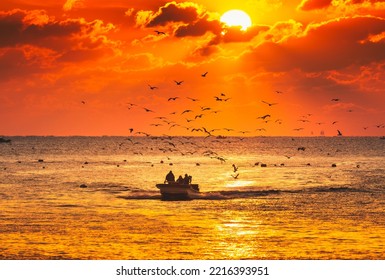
[140,2,223,39]
[0,9,114,52]
[0,9,117,80]
[138,1,266,56]
[0,10,81,48]
[174,15,222,37]
[242,16,385,72]
[146,2,199,27]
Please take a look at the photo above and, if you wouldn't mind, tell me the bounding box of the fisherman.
[176,175,184,184]
[165,170,175,183]
[183,174,190,185]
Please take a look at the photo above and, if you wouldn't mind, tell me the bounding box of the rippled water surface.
[0,136,384,259]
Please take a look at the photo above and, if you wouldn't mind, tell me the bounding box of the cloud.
[174,15,222,37]
[63,0,84,12]
[142,1,202,27]
[0,9,115,51]
[241,16,385,72]
[136,2,223,38]
[0,9,80,49]
[0,9,118,81]
[297,0,385,11]
[298,0,333,11]
[134,1,267,57]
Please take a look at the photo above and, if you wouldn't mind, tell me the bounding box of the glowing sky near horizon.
[0,0,384,136]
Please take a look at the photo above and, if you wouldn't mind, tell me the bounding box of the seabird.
[262,101,278,106]
[232,164,238,172]
[148,84,158,90]
[154,30,166,35]
[257,114,271,120]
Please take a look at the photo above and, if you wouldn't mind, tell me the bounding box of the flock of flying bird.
[77,30,385,180]
[118,70,383,139]
[90,69,382,179]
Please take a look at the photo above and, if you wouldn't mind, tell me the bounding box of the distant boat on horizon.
[0,137,11,143]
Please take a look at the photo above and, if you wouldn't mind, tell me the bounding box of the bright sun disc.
[220,10,252,31]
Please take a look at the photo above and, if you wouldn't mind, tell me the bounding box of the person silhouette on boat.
[183,174,190,185]
[165,171,175,183]
[176,175,184,184]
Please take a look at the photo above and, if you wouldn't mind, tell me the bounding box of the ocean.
[0,136,384,259]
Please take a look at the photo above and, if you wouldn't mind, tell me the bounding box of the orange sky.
[1,0,384,136]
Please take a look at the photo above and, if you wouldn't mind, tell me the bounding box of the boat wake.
[115,185,378,201]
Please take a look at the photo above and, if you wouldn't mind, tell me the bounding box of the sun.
[220,10,252,31]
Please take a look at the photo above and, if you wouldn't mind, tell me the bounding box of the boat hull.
[156,183,199,201]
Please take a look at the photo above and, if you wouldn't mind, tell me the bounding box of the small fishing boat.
[156,183,200,201]
[0,137,11,143]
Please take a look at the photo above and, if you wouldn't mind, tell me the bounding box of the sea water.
[0,136,384,259]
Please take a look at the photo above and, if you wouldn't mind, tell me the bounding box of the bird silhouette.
[154,30,166,35]
[187,97,199,102]
[331,98,340,101]
[337,130,343,136]
[232,164,238,172]
[201,71,208,77]
[174,80,183,85]
[143,107,154,113]
[257,114,271,120]
[148,84,158,90]
[231,173,239,179]
[262,101,278,106]
[168,97,179,101]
